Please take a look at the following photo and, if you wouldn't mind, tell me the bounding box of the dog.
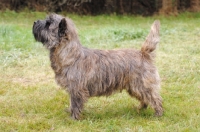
[32,14,163,120]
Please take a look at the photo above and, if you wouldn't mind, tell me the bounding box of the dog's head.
[33,14,77,49]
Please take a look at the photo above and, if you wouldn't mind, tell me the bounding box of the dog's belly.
[87,84,122,97]
[86,75,129,97]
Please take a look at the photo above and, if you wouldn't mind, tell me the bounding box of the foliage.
[0,0,199,15]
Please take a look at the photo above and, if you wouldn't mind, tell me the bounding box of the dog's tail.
[141,20,160,58]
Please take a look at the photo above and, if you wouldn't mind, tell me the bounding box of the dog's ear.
[58,18,67,38]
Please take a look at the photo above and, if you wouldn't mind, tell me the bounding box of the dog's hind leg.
[127,80,163,116]
[127,87,148,113]
[128,88,163,116]
[144,90,163,116]
[141,70,163,116]
[127,78,150,111]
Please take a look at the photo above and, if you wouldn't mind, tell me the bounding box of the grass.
[0,10,200,131]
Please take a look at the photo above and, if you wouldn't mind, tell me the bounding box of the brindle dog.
[33,14,163,120]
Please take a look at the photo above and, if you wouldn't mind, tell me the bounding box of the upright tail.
[141,20,160,57]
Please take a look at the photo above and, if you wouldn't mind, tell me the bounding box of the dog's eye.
[45,21,51,28]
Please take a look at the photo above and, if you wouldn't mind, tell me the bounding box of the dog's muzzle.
[32,20,46,42]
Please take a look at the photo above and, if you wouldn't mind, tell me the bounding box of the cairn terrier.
[33,14,163,120]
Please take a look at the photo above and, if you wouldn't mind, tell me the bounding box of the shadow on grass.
[58,102,157,121]
[83,106,155,121]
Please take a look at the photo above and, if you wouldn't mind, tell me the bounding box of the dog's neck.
[49,39,83,74]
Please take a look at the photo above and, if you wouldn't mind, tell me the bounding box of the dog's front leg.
[69,88,88,120]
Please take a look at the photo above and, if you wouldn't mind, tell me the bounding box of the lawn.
[0,11,200,131]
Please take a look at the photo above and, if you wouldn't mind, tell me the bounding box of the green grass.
[0,11,200,131]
